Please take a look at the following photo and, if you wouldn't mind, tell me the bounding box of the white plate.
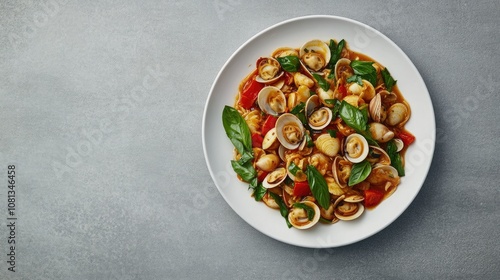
[202,15,435,248]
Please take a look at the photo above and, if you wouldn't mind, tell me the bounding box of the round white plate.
[202,15,435,248]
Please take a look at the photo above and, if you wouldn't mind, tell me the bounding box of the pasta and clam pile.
[222,38,415,229]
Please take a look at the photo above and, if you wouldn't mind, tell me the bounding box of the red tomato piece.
[261,115,278,136]
[293,181,312,197]
[238,77,264,109]
[397,131,416,147]
[338,84,347,98]
[251,133,263,148]
[257,171,268,182]
[364,189,384,208]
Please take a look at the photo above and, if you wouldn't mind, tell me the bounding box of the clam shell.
[344,133,369,163]
[275,113,305,150]
[334,202,364,221]
[299,40,331,72]
[257,86,286,116]
[288,201,321,229]
[255,57,284,84]
[262,167,287,189]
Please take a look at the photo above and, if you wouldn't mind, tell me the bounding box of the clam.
[326,176,344,196]
[275,113,305,150]
[288,201,321,229]
[299,40,331,72]
[367,164,400,186]
[333,156,352,188]
[334,201,364,221]
[335,58,353,81]
[320,203,339,224]
[386,102,410,126]
[294,72,315,88]
[262,128,279,150]
[286,155,308,182]
[344,133,369,163]
[315,134,340,157]
[262,167,287,189]
[348,79,375,101]
[272,47,299,58]
[369,122,394,143]
[344,194,364,203]
[366,146,391,165]
[369,93,387,123]
[393,138,404,152]
[278,144,287,162]
[305,95,333,130]
[379,90,398,105]
[257,86,286,116]
[255,57,284,84]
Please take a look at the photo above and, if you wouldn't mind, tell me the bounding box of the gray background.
[1,0,499,279]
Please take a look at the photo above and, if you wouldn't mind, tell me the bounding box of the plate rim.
[202,15,435,248]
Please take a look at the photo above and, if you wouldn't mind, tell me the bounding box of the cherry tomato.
[293,181,312,197]
[238,77,264,109]
[364,189,384,208]
[261,115,278,136]
[251,133,263,148]
[397,131,416,147]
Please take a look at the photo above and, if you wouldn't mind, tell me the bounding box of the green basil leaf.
[293,202,315,221]
[381,67,397,92]
[312,74,330,91]
[288,162,301,176]
[339,101,367,132]
[350,60,377,87]
[276,56,300,72]
[238,151,254,165]
[346,74,363,86]
[304,133,314,147]
[328,39,345,69]
[306,165,330,209]
[268,192,292,228]
[348,161,372,186]
[290,102,305,114]
[230,160,256,183]
[253,183,267,201]
[386,140,405,176]
[330,99,341,118]
[222,106,253,154]
[327,129,337,138]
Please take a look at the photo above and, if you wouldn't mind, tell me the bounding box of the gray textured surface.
[0,0,499,279]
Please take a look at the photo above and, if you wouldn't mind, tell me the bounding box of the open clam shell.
[344,133,369,163]
[288,201,321,229]
[255,57,284,84]
[257,86,286,116]
[299,39,331,73]
[275,113,305,150]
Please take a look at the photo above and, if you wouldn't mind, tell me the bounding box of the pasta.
[222,38,414,229]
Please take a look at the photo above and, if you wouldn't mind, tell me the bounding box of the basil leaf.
[381,67,397,92]
[293,203,315,221]
[238,151,254,165]
[386,140,405,176]
[253,183,267,201]
[231,160,256,182]
[222,106,253,155]
[276,56,300,72]
[313,74,330,91]
[268,192,292,228]
[290,102,305,114]
[306,165,330,209]
[339,101,367,132]
[304,133,314,147]
[288,162,301,176]
[350,60,377,87]
[328,39,345,69]
[327,129,337,138]
[346,74,363,86]
[348,161,372,186]
[330,99,341,118]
